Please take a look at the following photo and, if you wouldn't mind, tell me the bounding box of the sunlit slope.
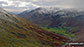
[0,8,69,47]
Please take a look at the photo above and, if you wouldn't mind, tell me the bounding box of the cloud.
[0,0,84,13]
[0,0,39,13]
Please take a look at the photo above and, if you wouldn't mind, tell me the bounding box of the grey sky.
[0,0,84,13]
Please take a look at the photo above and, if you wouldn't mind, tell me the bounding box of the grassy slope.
[0,14,70,47]
[42,27,75,40]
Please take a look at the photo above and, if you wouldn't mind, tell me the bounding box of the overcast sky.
[0,0,84,13]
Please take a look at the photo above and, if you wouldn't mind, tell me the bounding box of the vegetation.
[42,27,75,38]
[0,14,70,47]
[0,8,70,47]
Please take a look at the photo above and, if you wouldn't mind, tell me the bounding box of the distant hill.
[19,7,84,41]
[0,8,69,47]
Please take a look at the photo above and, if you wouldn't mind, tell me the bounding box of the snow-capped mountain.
[19,7,84,26]
[19,7,84,41]
[19,8,39,17]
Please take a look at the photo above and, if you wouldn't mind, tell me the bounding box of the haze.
[0,0,84,14]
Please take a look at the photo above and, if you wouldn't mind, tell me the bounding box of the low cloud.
[0,0,84,13]
[0,0,39,13]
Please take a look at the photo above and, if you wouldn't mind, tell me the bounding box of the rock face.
[0,8,69,47]
[19,7,84,41]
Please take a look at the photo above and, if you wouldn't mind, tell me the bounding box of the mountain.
[19,8,40,18]
[10,11,21,14]
[19,7,63,26]
[19,7,84,41]
[19,10,32,17]
[0,8,69,47]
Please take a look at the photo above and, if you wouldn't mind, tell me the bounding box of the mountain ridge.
[0,8,69,47]
[19,7,84,41]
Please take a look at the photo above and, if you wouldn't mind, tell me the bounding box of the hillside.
[19,7,84,41]
[19,7,62,26]
[0,8,69,47]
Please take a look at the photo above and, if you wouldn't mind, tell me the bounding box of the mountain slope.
[19,7,62,26]
[19,7,84,41]
[0,8,69,47]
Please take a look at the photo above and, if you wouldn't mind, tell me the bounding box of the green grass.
[42,27,75,38]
